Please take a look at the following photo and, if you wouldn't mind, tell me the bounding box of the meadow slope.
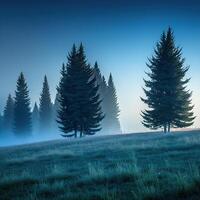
[1,131,200,200]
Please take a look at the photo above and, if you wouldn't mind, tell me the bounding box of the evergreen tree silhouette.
[57,44,103,138]
[93,62,106,131]
[32,102,39,132]
[93,62,102,87]
[3,94,14,133]
[105,73,121,134]
[93,62,121,135]
[141,28,195,133]
[52,92,60,132]
[13,73,32,136]
[39,75,52,131]
[93,62,108,104]
[53,92,60,119]
[101,76,108,97]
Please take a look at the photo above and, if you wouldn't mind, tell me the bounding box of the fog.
[0,131,62,147]
[0,127,123,147]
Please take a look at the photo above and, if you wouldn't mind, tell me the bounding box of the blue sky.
[0,0,200,132]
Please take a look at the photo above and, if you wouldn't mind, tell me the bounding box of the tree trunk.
[167,123,170,133]
[74,129,77,138]
[80,126,83,138]
[164,124,167,133]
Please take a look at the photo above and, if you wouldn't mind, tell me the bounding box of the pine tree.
[39,75,52,131]
[93,62,102,87]
[3,94,14,133]
[32,102,39,132]
[102,76,108,97]
[52,92,60,131]
[141,28,195,133]
[93,62,106,132]
[93,63,121,135]
[93,62,108,103]
[57,44,103,138]
[105,73,121,134]
[13,73,32,135]
[53,92,60,119]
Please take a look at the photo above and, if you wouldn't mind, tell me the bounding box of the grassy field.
[1,131,200,200]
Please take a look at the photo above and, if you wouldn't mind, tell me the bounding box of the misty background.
[0,0,200,133]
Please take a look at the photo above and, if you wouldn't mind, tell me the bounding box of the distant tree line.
[0,28,195,137]
[0,44,121,138]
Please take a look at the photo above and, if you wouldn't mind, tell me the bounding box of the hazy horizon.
[1,0,200,133]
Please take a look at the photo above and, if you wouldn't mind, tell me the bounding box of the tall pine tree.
[32,102,39,132]
[105,73,121,134]
[93,63,121,135]
[3,94,14,133]
[141,28,195,133]
[57,44,103,138]
[93,62,102,87]
[39,75,52,131]
[13,73,32,136]
[93,62,108,105]
[93,62,106,133]
[53,92,60,120]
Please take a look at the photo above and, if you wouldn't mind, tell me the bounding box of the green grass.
[1,131,200,199]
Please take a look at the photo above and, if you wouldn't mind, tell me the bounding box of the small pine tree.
[13,73,32,136]
[3,94,14,133]
[93,62,102,86]
[52,92,60,132]
[32,102,39,132]
[105,73,121,134]
[53,93,60,118]
[39,75,52,131]
[57,44,103,138]
[141,28,195,133]
[93,62,108,103]
[93,63,107,134]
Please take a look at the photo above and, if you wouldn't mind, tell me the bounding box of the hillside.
[1,131,200,200]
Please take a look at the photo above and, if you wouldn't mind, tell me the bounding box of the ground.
[1,131,200,200]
